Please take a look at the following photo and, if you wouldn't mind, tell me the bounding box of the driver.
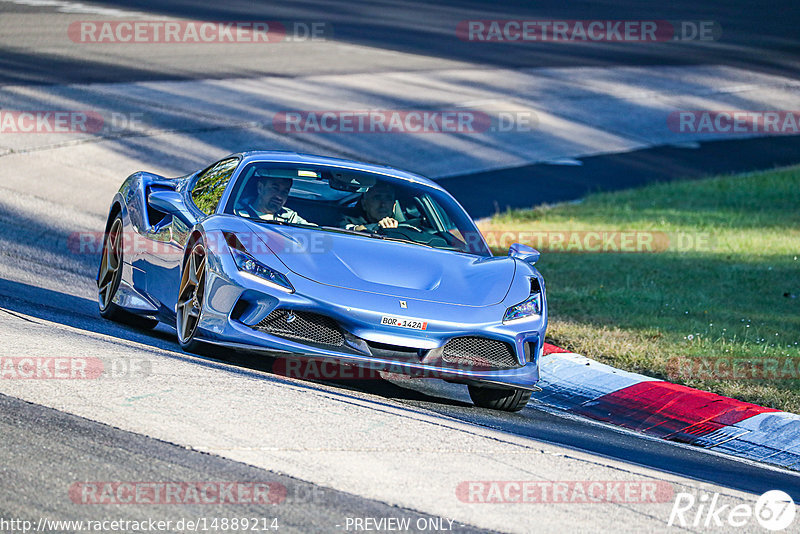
[240,174,309,224]
[340,181,399,232]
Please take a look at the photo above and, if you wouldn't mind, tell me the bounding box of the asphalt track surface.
[2,0,800,532]
[0,393,488,533]
[2,0,799,85]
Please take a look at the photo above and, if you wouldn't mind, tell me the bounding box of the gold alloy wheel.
[176,242,206,344]
[97,218,123,311]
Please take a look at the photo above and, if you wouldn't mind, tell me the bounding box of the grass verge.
[480,166,800,412]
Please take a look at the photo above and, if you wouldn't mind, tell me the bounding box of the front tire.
[468,385,532,412]
[97,215,158,329]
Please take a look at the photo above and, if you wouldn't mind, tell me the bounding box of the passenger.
[341,181,399,231]
[241,173,309,224]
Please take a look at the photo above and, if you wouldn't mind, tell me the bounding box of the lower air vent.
[441,336,519,370]
[254,310,344,347]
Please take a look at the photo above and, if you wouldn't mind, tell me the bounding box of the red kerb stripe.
[542,343,570,355]
[572,381,778,442]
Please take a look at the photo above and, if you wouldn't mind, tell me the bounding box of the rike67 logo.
[669,490,796,531]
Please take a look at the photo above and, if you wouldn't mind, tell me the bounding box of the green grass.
[481,166,800,412]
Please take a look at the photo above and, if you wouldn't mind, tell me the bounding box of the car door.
[147,157,240,311]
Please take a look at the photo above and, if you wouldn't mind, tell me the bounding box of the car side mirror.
[148,190,193,226]
[508,243,540,265]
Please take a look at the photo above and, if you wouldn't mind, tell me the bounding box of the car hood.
[249,224,515,306]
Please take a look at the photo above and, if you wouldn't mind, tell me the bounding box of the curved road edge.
[538,343,800,472]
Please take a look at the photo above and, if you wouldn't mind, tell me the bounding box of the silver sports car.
[97,151,547,411]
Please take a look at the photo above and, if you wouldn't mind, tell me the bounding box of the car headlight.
[503,278,543,323]
[230,248,294,293]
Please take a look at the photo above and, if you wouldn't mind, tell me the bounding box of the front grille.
[254,310,344,347]
[441,336,519,370]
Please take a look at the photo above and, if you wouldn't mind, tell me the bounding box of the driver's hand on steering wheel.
[377,217,398,229]
[354,218,399,232]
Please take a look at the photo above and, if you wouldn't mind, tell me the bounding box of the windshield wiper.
[318,225,434,248]
[371,234,434,248]
[318,225,367,236]
[252,218,317,229]
[318,225,400,240]
[247,217,288,226]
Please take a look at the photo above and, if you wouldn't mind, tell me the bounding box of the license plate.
[380,315,428,330]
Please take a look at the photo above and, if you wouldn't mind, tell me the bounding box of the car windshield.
[223,162,491,257]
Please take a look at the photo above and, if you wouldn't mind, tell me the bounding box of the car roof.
[235,151,445,191]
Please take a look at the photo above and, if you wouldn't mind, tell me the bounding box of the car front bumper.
[195,244,546,390]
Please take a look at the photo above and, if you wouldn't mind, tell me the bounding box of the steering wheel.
[376,223,423,239]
